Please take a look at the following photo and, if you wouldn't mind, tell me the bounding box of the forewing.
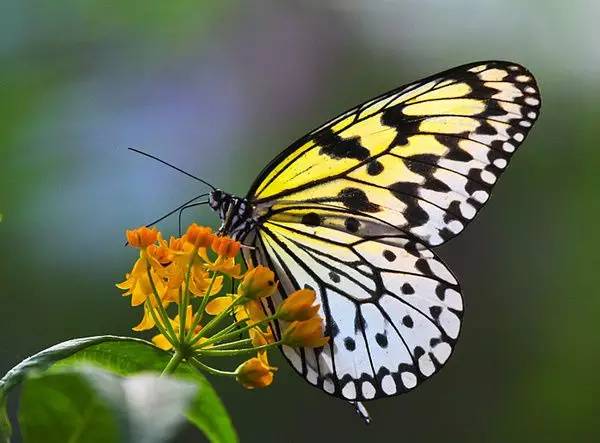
[249,61,541,246]
[242,221,462,401]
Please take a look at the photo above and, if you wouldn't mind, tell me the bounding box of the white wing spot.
[447,220,463,233]
[513,133,524,142]
[472,190,489,203]
[401,371,418,389]
[342,381,357,400]
[381,375,397,395]
[528,111,537,119]
[493,158,508,169]
[323,377,335,394]
[418,353,435,376]
[516,75,531,82]
[459,201,477,219]
[519,120,532,128]
[524,86,536,93]
[480,170,496,184]
[503,142,515,152]
[432,342,452,363]
[362,381,376,399]
[525,97,540,106]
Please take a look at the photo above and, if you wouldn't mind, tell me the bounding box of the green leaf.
[19,365,197,443]
[0,336,237,443]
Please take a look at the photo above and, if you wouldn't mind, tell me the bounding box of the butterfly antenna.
[128,147,216,191]
[143,193,209,229]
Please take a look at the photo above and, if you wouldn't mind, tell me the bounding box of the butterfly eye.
[209,190,223,209]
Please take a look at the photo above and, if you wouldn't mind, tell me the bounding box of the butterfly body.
[209,61,541,405]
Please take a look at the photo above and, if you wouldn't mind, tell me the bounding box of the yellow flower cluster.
[117,224,329,388]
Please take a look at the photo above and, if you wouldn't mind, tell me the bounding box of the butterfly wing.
[243,222,462,400]
[242,61,540,400]
[249,61,541,247]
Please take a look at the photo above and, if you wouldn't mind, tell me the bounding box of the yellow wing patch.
[249,61,541,247]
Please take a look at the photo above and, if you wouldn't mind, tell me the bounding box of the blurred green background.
[1,1,598,442]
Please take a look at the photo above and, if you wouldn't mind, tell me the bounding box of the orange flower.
[238,266,277,300]
[189,263,224,297]
[235,357,276,389]
[117,256,167,307]
[146,235,173,265]
[205,295,236,315]
[211,236,241,258]
[126,226,159,249]
[282,318,329,348]
[186,224,214,248]
[277,289,320,321]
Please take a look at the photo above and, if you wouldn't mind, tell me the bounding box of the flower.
[207,257,242,278]
[282,318,329,348]
[277,289,320,321]
[211,236,241,258]
[238,266,277,300]
[126,226,159,249]
[189,263,224,297]
[235,357,276,389]
[117,255,166,307]
[205,295,236,315]
[146,240,172,265]
[186,224,214,248]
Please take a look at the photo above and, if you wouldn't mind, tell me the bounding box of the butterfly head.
[209,189,256,240]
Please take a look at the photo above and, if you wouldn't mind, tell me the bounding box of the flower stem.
[185,272,218,342]
[145,299,177,346]
[195,341,282,357]
[161,351,184,376]
[180,249,198,340]
[199,315,277,347]
[189,296,245,345]
[196,338,251,350]
[189,357,237,377]
[145,261,177,341]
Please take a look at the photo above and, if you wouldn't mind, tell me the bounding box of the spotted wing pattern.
[249,61,541,247]
[241,61,540,401]
[242,221,462,401]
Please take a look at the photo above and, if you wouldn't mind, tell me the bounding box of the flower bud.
[238,266,277,300]
[282,318,329,348]
[235,357,275,389]
[126,226,159,249]
[277,289,320,321]
[211,236,241,258]
[186,224,214,248]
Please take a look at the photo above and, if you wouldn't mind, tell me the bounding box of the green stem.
[185,272,219,342]
[161,351,184,376]
[145,299,177,346]
[189,296,245,345]
[177,286,184,343]
[196,338,251,350]
[189,357,237,377]
[145,261,177,341]
[180,249,198,339]
[199,314,277,347]
[195,341,282,357]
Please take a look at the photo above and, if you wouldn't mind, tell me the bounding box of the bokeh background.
[1,1,599,442]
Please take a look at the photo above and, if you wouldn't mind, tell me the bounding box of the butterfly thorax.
[209,189,257,241]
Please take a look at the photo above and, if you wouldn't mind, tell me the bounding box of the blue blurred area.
[1,1,599,441]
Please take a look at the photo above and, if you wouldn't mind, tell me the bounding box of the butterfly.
[206,60,541,420]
